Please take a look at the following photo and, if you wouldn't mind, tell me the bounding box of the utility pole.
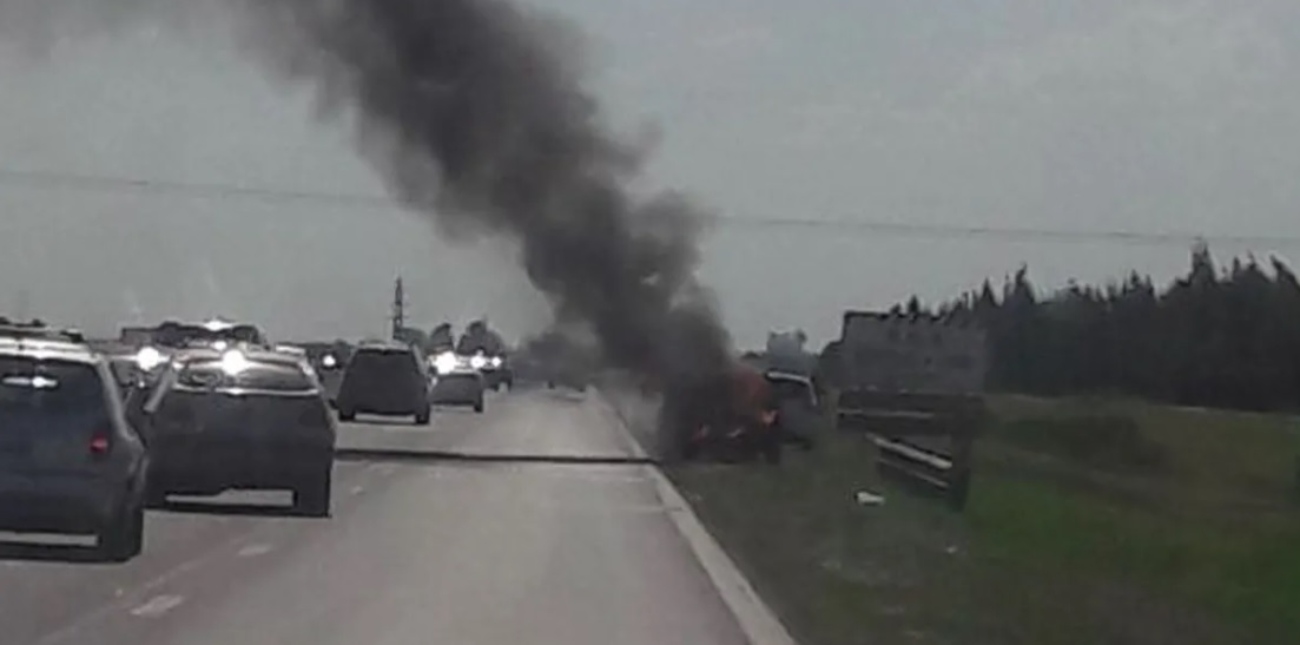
[390,277,406,341]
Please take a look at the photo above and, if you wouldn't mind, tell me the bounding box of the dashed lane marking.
[130,594,185,618]
[236,544,273,558]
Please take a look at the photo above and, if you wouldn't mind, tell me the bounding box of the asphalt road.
[0,388,746,645]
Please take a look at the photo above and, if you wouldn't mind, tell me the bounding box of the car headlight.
[134,346,165,371]
[321,354,338,369]
[488,356,503,369]
[469,354,487,370]
[220,349,251,376]
[433,352,458,374]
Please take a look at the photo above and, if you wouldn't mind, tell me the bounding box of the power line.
[725,217,1300,248]
[0,166,1295,248]
[0,167,395,209]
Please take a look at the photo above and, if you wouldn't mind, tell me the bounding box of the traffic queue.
[0,315,817,563]
[0,316,501,563]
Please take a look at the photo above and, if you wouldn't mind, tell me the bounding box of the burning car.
[664,362,785,465]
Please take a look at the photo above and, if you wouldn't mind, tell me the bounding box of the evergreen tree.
[900,245,1300,412]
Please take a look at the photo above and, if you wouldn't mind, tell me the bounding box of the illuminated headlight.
[433,352,457,374]
[212,340,229,351]
[134,346,165,371]
[488,356,503,369]
[321,354,338,369]
[220,349,251,376]
[469,354,487,370]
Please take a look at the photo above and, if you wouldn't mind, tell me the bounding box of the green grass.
[988,396,1300,506]
[667,396,1300,645]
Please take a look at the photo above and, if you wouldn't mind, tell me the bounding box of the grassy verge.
[666,396,1300,645]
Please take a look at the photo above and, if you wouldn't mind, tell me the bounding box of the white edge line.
[595,388,800,645]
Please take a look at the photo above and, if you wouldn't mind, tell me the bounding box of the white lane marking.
[349,485,365,495]
[236,544,273,558]
[130,594,185,618]
[33,530,254,645]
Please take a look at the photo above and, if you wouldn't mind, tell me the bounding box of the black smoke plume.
[234,0,735,422]
[0,0,738,452]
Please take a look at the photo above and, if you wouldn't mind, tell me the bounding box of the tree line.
[905,243,1300,412]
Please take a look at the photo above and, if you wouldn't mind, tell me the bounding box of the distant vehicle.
[764,370,820,450]
[427,323,455,355]
[468,351,512,391]
[0,318,86,343]
[431,365,486,413]
[127,347,336,517]
[0,326,148,561]
[286,342,351,373]
[334,341,434,424]
[427,348,509,394]
[129,319,270,376]
[151,319,267,349]
[544,359,589,392]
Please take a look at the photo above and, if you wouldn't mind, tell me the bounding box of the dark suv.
[334,342,433,424]
[0,327,149,561]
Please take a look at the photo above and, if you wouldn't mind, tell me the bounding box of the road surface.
[0,388,746,645]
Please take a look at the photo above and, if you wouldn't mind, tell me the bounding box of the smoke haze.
[0,0,735,390]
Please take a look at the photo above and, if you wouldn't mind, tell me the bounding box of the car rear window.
[769,377,816,406]
[0,356,107,415]
[347,350,419,377]
[438,372,479,384]
[176,361,316,393]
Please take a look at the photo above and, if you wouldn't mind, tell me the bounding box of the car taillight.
[89,429,112,456]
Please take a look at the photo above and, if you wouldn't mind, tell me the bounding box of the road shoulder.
[592,389,799,645]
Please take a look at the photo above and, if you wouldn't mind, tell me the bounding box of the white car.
[430,365,485,413]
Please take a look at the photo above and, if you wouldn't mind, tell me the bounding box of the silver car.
[0,328,149,561]
[431,366,486,413]
[130,347,336,517]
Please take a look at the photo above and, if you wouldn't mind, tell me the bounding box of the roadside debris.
[855,490,886,506]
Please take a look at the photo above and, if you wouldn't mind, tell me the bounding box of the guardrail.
[836,389,984,511]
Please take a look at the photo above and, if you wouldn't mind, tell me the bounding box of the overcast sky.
[0,0,1297,347]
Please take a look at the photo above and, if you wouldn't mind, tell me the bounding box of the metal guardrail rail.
[836,388,984,511]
